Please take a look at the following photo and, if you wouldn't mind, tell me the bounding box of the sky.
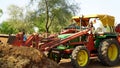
[75,0,120,24]
[0,0,29,23]
[0,0,120,24]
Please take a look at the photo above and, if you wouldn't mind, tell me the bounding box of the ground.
[60,59,120,68]
[1,37,120,68]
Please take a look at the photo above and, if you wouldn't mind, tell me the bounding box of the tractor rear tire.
[71,46,90,68]
[98,38,120,66]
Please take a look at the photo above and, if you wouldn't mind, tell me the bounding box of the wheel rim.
[77,50,88,66]
[108,44,118,61]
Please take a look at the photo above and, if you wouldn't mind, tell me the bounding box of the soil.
[59,59,120,68]
[0,44,61,68]
[1,37,120,68]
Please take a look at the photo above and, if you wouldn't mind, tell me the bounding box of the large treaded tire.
[71,46,90,68]
[48,50,61,63]
[98,38,120,66]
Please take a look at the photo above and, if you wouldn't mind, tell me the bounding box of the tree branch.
[48,15,55,29]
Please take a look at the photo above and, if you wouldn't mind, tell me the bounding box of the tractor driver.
[87,21,95,34]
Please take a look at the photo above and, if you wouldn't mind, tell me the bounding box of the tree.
[0,21,16,34]
[7,5,24,22]
[0,9,3,17]
[30,0,79,33]
[6,5,35,34]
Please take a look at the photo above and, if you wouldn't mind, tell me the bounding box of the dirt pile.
[0,44,61,68]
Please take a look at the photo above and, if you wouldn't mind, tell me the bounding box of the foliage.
[2,5,34,34]
[0,21,16,34]
[0,9,3,17]
[0,1,79,34]
[0,5,35,34]
[30,0,79,33]
[0,21,35,34]
[7,5,24,21]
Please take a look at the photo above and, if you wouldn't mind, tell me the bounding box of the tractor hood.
[72,14,115,27]
[58,34,73,39]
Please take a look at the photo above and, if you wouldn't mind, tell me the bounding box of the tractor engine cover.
[115,24,120,33]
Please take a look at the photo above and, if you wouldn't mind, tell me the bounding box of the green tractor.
[46,14,120,68]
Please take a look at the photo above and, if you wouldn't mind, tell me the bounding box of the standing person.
[23,31,27,42]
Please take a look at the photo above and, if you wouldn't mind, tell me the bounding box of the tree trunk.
[45,0,49,33]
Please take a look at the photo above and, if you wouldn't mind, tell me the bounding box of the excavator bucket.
[7,35,16,44]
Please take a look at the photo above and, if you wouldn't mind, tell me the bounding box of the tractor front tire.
[71,46,90,68]
[98,39,120,66]
[48,50,61,63]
